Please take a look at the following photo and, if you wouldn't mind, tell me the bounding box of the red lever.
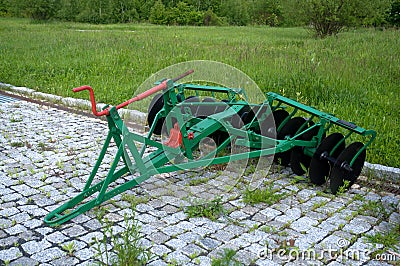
[73,69,194,117]
[72,85,108,116]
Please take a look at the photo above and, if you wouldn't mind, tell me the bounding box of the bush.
[171,2,191,25]
[149,1,205,26]
[25,0,57,21]
[203,9,223,26]
[188,10,204,25]
[220,0,250,26]
[149,0,166,25]
[55,0,80,21]
[0,0,10,17]
[251,0,282,26]
[299,0,393,37]
[302,0,349,37]
[388,1,400,26]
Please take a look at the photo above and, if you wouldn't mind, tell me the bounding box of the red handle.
[115,79,168,110]
[73,69,194,117]
[72,85,108,116]
[116,69,194,109]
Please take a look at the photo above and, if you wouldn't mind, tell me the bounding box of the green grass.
[93,205,152,265]
[366,223,400,257]
[242,185,286,205]
[10,141,25,147]
[359,200,391,221]
[211,249,241,266]
[184,196,226,221]
[0,18,399,167]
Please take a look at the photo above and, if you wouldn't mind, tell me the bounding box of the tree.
[220,0,250,26]
[203,9,222,25]
[349,0,393,27]
[2,0,395,27]
[171,2,204,25]
[388,0,400,26]
[56,0,81,21]
[299,0,393,37]
[170,1,191,25]
[108,0,139,23]
[0,0,9,16]
[133,0,154,21]
[24,0,58,20]
[149,0,167,24]
[251,0,282,26]
[186,0,221,13]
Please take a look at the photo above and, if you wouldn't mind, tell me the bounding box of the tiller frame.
[44,70,376,226]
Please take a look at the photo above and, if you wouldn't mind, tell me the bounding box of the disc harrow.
[44,70,376,226]
[267,92,376,192]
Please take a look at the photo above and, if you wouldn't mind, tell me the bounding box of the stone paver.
[0,99,399,265]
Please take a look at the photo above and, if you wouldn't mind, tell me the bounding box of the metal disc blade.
[301,120,326,141]
[309,159,330,185]
[274,152,291,166]
[230,114,244,129]
[241,110,255,125]
[197,97,217,117]
[215,99,228,113]
[277,117,305,140]
[240,112,249,124]
[273,109,289,129]
[290,147,311,175]
[275,117,306,166]
[309,133,345,185]
[330,142,366,195]
[260,109,288,137]
[313,132,346,162]
[147,93,164,135]
[185,96,200,117]
[290,120,323,175]
[238,104,252,117]
[210,130,230,146]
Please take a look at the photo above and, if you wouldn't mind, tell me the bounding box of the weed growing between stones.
[366,223,400,257]
[260,225,278,234]
[9,116,22,123]
[211,248,241,266]
[61,242,77,256]
[187,176,210,186]
[184,196,226,221]
[10,141,24,148]
[92,204,152,265]
[359,200,390,221]
[335,180,351,195]
[243,164,257,176]
[120,193,149,207]
[242,184,286,206]
[38,142,55,151]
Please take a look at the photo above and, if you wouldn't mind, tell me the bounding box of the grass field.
[0,18,399,167]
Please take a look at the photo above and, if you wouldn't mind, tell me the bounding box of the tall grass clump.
[92,205,152,265]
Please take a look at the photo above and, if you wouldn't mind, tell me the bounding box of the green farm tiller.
[44,70,376,226]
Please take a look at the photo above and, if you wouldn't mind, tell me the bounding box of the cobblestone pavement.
[0,100,399,266]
